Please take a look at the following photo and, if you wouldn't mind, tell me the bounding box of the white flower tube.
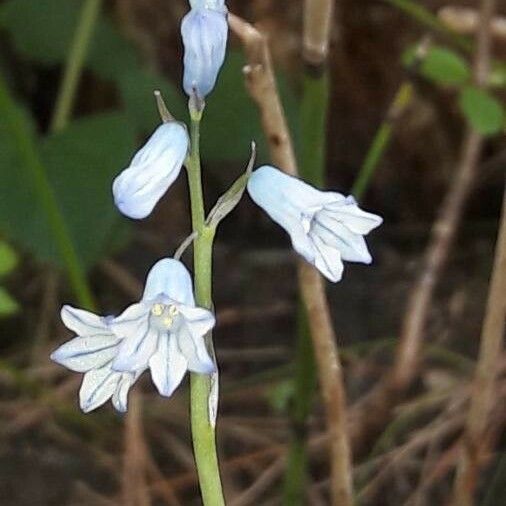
[112,122,189,219]
[247,165,383,282]
[181,3,228,99]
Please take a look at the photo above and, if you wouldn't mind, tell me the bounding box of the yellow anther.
[168,305,179,316]
[151,303,165,316]
[163,317,173,328]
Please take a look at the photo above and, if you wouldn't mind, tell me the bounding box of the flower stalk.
[186,106,225,506]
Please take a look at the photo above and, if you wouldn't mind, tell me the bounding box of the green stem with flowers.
[186,106,225,506]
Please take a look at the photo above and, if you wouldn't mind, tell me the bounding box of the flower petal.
[177,305,215,337]
[79,366,120,413]
[112,122,189,219]
[110,302,150,339]
[313,212,373,264]
[149,335,188,397]
[311,235,345,282]
[61,305,107,336]
[176,326,216,374]
[324,197,383,235]
[112,326,160,373]
[190,0,227,12]
[112,372,139,413]
[248,166,332,214]
[50,334,120,373]
[142,258,195,306]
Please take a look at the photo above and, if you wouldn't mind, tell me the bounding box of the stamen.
[151,303,165,316]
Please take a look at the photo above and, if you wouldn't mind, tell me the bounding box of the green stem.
[0,75,95,310]
[282,71,329,505]
[186,110,225,506]
[352,82,413,200]
[50,0,103,132]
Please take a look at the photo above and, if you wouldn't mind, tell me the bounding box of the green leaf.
[0,241,18,277]
[0,0,138,82]
[40,113,137,267]
[119,69,187,134]
[0,287,18,317]
[421,47,470,85]
[458,86,505,136]
[0,0,80,65]
[0,111,136,268]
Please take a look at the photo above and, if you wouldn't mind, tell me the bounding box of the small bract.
[112,122,189,219]
[247,166,383,282]
[181,3,228,99]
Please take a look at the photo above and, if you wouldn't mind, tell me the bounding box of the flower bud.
[113,122,189,219]
[189,0,226,12]
[181,5,228,99]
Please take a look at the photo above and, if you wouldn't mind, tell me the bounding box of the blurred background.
[0,0,504,504]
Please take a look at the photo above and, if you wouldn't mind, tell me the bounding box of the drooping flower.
[110,258,216,397]
[181,1,228,100]
[247,165,383,282]
[51,306,141,413]
[112,122,189,219]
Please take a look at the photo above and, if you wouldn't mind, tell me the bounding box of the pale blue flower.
[190,0,226,12]
[247,166,383,282]
[111,258,216,397]
[51,306,141,413]
[112,122,189,219]
[181,3,228,99]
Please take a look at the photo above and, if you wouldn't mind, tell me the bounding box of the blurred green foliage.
[403,44,505,136]
[0,0,299,282]
[459,86,505,136]
[0,240,18,316]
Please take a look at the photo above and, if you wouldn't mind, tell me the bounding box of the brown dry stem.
[303,0,335,67]
[452,187,505,505]
[229,13,353,506]
[390,0,495,396]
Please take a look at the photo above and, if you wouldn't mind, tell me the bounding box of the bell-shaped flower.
[51,306,142,413]
[112,122,189,219]
[181,2,228,99]
[110,258,216,397]
[247,165,383,282]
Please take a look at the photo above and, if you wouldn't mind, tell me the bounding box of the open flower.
[112,122,189,219]
[181,1,228,99]
[110,258,216,397]
[51,306,141,413]
[247,165,383,282]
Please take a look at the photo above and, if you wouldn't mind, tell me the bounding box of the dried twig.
[452,187,505,503]
[303,0,335,67]
[229,13,354,506]
[122,393,151,506]
[439,6,506,39]
[390,0,495,394]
